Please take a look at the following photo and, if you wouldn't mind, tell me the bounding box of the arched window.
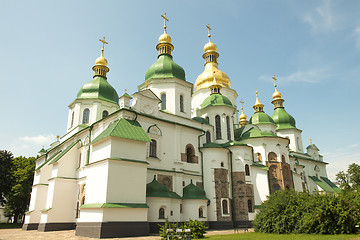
[82,108,90,124]
[102,110,109,118]
[149,139,157,157]
[281,155,286,163]
[205,116,209,124]
[222,199,229,214]
[248,199,253,213]
[206,131,211,143]
[245,164,250,176]
[71,111,74,128]
[268,152,277,162]
[226,116,231,140]
[161,93,166,110]
[159,207,165,219]
[180,95,184,112]
[186,144,195,163]
[257,153,262,161]
[215,115,221,140]
[199,207,204,218]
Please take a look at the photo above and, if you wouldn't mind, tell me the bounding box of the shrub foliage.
[253,189,360,234]
[159,218,207,239]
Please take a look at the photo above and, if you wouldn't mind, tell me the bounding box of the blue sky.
[1,0,359,180]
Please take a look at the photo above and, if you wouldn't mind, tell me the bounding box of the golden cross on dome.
[206,24,211,40]
[310,138,312,145]
[99,37,108,55]
[240,99,244,110]
[161,13,169,32]
[273,74,277,88]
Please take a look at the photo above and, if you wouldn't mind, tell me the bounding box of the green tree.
[4,156,35,223]
[336,163,360,191]
[0,150,14,206]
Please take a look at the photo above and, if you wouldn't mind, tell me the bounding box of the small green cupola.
[144,13,185,82]
[200,80,233,109]
[183,180,207,200]
[146,176,181,199]
[270,75,296,130]
[248,91,274,125]
[76,37,119,105]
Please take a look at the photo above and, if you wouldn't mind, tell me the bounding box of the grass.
[0,223,22,229]
[206,232,360,240]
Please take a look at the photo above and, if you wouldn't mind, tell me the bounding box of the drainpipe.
[226,147,236,228]
[87,125,93,165]
[197,131,206,187]
[251,147,255,163]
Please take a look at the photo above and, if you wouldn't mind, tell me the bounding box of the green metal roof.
[251,162,269,170]
[80,203,148,209]
[92,118,151,144]
[36,150,62,171]
[201,141,247,149]
[48,140,81,165]
[120,92,132,99]
[201,93,233,109]
[146,176,181,199]
[239,127,277,140]
[249,111,275,125]
[309,176,334,193]
[192,117,209,124]
[272,107,296,130]
[320,177,342,193]
[38,147,46,155]
[182,180,208,200]
[145,54,185,81]
[77,75,119,105]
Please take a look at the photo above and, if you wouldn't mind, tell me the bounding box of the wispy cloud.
[353,27,360,50]
[9,134,56,157]
[322,142,360,181]
[303,0,337,33]
[259,67,331,84]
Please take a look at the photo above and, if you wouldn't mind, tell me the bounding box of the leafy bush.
[159,218,207,239]
[253,189,360,235]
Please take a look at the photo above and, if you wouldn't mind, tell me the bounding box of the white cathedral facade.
[22,20,340,238]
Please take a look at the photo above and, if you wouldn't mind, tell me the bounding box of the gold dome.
[272,88,282,100]
[239,111,247,121]
[195,65,231,90]
[204,41,217,53]
[254,92,264,107]
[95,55,108,66]
[159,32,172,44]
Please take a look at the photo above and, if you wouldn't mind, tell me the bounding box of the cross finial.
[125,89,127,92]
[206,24,211,41]
[161,13,169,32]
[310,138,312,145]
[99,37,108,56]
[240,99,244,110]
[273,74,277,88]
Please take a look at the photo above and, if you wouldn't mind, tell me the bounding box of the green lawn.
[206,232,360,240]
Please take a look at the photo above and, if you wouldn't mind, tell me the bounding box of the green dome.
[249,112,275,125]
[272,107,296,130]
[77,76,119,105]
[146,176,181,199]
[240,127,277,140]
[145,54,185,81]
[201,93,233,109]
[183,180,207,200]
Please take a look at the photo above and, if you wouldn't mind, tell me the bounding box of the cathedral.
[22,15,340,238]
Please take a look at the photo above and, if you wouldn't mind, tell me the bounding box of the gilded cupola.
[239,99,248,127]
[92,37,109,78]
[248,91,275,125]
[77,37,119,105]
[253,91,264,112]
[194,25,231,91]
[271,75,284,109]
[144,13,186,81]
[270,75,296,130]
